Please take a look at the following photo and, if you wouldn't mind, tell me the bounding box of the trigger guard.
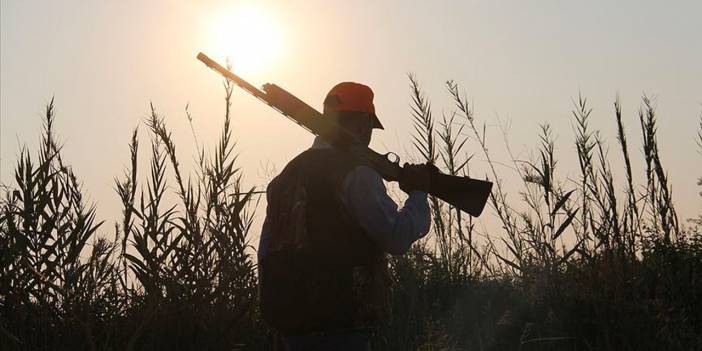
[384,152,400,164]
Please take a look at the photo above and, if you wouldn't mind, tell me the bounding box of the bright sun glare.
[208,6,283,78]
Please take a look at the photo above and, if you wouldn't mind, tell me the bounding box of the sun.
[207,5,283,78]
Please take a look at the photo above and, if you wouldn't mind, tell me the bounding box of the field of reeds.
[1,76,701,351]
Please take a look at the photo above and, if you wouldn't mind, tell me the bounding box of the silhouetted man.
[258,82,433,351]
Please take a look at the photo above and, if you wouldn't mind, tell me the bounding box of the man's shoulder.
[342,165,385,195]
[346,165,382,182]
[269,149,365,190]
[286,149,363,173]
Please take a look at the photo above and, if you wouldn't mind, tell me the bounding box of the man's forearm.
[342,166,431,255]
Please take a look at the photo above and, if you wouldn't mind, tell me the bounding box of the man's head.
[323,82,383,146]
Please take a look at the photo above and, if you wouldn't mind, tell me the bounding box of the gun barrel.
[196,52,267,101]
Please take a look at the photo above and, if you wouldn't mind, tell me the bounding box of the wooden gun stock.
[430,173,492,217]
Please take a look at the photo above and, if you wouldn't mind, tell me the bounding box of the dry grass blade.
[408,73,436,163]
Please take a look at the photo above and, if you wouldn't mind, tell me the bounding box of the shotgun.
[196,52,493,216]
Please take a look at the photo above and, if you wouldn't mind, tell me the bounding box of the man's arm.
[341,165,431,255]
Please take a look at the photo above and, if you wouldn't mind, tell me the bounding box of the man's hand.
[399,163,439,194]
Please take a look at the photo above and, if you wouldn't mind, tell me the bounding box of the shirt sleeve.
[340,165,431,255]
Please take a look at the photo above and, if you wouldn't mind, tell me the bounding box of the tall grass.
[1,100,116,350]
[1,79,700,350]
[381,79,702,351]
[1,79,264,350]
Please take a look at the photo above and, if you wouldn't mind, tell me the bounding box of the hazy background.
[2,0,701,241]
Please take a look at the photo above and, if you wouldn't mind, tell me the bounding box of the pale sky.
[2,0,701,239]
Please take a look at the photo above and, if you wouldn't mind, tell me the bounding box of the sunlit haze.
[205,4,284,77]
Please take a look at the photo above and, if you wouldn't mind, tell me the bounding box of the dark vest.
[259,148,390,334]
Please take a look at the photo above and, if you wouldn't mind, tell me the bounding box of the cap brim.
[371,114,384,130]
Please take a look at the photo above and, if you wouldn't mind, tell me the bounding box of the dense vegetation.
[1,78,701,350]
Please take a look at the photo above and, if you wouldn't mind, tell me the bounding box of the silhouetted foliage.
[377,81,702,351]
[2,80,263,350]
[1,81,700,350]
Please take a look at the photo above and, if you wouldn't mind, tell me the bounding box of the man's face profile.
[324,109,374,147]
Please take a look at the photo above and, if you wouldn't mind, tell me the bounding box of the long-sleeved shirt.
[258,136,431,261]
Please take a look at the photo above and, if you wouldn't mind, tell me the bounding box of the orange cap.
[324,82,384,129]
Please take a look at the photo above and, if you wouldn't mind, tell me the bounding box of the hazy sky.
[2,0,701,237]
